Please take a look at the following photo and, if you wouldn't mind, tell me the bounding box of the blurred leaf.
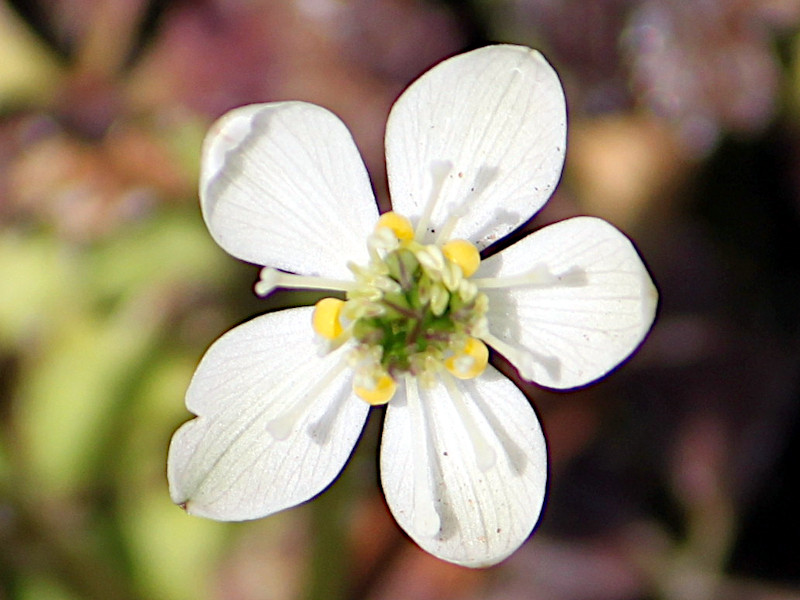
[17,290,160,494]
[117,351,200,485]
[17,575,80,600]
[159,115,207,185]
[123,494,225,600]
[88,210,230,302]
[119,354,227,600]
[0,233,81,348]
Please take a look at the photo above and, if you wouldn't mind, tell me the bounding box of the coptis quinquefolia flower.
[168,45,658,567]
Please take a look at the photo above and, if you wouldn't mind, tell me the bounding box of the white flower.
[167,45,658,568]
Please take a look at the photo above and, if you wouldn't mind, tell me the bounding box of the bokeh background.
[1,1,799,599]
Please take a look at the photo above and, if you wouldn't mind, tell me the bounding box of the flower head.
[168,45,658,567]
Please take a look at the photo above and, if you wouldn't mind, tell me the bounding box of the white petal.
[385,45,566,249]
[380,368,547,567]
[200,102,378,277]
[478,217,658,389]
[168,307,368,521]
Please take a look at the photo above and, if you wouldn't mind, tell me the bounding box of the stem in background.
[304,465,351,600]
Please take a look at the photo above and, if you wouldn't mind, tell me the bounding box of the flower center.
[312,212,490,405]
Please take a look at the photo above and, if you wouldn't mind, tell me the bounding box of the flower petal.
[200,102,379,277]
[380,368,547,567]
[168,307,369,521]
[385,45,566,249]
[478,217,658,389]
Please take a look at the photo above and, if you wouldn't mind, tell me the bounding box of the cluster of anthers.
[307,211,489,405]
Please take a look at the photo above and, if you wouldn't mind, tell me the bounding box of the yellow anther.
[376,212,414,241]
[312,298,345,340]
[442,239,480,277]
[354,373,397,405]
[445,338,489,380]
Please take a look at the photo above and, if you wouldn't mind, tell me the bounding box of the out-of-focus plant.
[2,1,800,599]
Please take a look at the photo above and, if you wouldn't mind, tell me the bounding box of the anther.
[376,212,414,241]
[312,298,345,340]
[457,279,479,303]
[353,372,397,405]
[429,283,450,317]
[368,226,400,256]
[417,245,446,277]
[445,338,489,379]
[441,260,462,292]
[442,239,481,277]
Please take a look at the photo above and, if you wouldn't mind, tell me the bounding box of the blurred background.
[1,0,799,599]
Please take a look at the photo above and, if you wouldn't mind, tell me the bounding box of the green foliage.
[0,211,236,600]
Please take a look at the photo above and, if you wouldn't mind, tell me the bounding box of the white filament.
[441,372,496,472]
[481,332,561,383]
[415,161,452,241]
[255,267,355,297]
[473,264,588,290]
[267,357,349,440]
[406,376,442,538]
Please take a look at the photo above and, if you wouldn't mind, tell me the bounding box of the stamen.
[338,209,492,389]
[434,203,468,246]
[481,332,561,382]
[440,260,462,292]
[312,298,345,340]
[458,279,479,303]
[406,376,442,537]
[445,338,489,380]
[376,212,414,241]
[255,267,355,297]
[472,264,588,290]
[416,245,446,278]
[470,315,489,338]
[367,227,399,262]
[353,371,397,405]
[267,357,349,440]
[415,161,452,240]
[429,283,450,317]
[349,261,387,281]
[373,275,403,294]
[441,372,496,472]
[442,239,481,278]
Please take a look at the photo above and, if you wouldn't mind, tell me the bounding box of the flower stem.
[304,456,353,600]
